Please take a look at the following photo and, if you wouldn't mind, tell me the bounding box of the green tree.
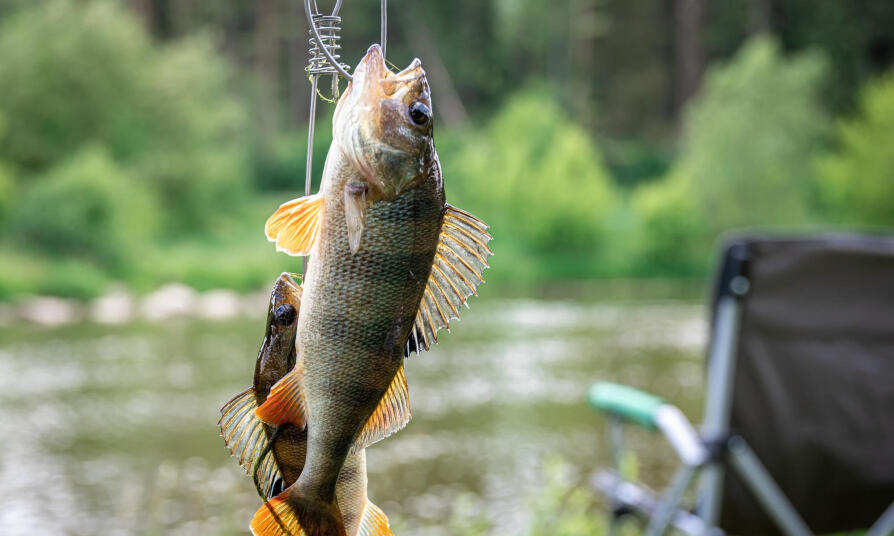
[680,37,828,230]
[631,37,830,274]
[11,146,157,270]
[816,74,894,227]
[0,0,249,233]
[444,87,618,280]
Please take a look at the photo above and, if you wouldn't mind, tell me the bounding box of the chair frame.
[590,241,894,536]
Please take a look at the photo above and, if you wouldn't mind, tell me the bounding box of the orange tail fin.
[255,366,306,429]
[250,490,346,536]
[265,194,324,256]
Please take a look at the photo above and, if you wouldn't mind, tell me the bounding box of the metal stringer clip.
[301,0,387,276]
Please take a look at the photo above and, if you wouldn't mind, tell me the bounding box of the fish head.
[334,44,434,200]
[254,272,302,397]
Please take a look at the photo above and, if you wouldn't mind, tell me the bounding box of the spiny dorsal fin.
[265,193,324,256]
[352,364,410,451]
[357,500,394,536]
[406,204,492,356]
[219,388,266,472]
[218,388,283,498]
[255,364,307,429]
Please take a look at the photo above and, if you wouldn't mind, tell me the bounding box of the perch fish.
[219,273,393,536]
[255,44,492,536]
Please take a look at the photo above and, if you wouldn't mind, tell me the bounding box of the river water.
[0,295,708,535]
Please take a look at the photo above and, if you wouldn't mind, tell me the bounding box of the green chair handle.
[588,382,665,430]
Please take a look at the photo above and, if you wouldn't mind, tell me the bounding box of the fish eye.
[409,102,430,126]
[274,304,297,326]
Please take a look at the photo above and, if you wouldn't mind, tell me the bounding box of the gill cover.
[331,44,434,254]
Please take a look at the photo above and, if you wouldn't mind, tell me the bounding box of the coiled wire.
[301,0,388,275]
[306,14,350,77]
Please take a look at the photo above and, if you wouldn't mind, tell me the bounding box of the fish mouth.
[275,272,301,292]
[334,45,427,197]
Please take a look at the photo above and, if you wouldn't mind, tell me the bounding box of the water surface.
[0,296,707,535]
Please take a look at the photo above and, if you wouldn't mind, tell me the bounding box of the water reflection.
[0,298,706,535]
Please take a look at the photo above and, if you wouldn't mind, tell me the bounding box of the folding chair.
[588,234,894,535]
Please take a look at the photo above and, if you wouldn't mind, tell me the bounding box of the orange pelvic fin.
[352,364,410,451]
[358,500,394,536]
[255,365,307,429]
[250,490,346,536]
[265,193,325,256]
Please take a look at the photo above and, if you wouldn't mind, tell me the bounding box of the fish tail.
[251,488,346,536]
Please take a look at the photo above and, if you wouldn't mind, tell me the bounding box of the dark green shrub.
[0,0,249,234]
[816,74,894,227]
[11,146,157,270]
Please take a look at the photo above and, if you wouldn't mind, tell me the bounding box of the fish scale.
[298,148,444,499]
[252,44,491,536]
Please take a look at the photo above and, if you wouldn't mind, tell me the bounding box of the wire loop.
[304,0,353,81]
[307,14,350,78]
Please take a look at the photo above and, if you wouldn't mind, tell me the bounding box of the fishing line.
[301,0,388,276]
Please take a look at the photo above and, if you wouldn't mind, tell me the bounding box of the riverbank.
[0,284,270,327]
[0,278,707,327]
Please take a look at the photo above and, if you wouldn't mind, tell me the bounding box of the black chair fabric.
[716,235,894,535]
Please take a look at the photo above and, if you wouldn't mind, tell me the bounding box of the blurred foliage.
[0,0,248,234]
[11,146,157,270]
[629,37,831,275]
[0,1,892,301]
[525,457,611,536]
[676,37,828,229]
[817,74,894,227]
[444,88,618,283]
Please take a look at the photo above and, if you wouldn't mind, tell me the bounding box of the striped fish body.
[254,44,492,536]
[296,145,444,502]
[219,273,393,536]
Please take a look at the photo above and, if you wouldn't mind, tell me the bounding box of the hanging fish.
[219,273,393,536]
[255,44,492,536]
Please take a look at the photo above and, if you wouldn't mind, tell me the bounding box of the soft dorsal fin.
[265,193,324,256]
[357,500,394,536]
[218,387,283,498]
[255,363,307,429]
[352,364,411,451]
[406,205,492,356]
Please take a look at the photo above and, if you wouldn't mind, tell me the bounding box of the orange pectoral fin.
[265,194,324,256]
[255,366,307,429]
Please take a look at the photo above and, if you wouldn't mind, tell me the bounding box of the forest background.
[1,0,892,300]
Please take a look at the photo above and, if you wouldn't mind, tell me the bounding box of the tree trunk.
[748,0,774,35]
[399,5,469,128]
[255,0,282,135]
[288,0,310,127]
[674,0,705,117]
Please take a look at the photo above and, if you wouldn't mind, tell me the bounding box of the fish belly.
[296,176,443,498]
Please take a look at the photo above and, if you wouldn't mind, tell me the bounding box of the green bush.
[251,119,334,192]
[630,173,708,276]
[816,74,894,227]
[629,37,830,275]
[680,37,829,230]
[11,146,157,271]
[0,0,249,234]
[444,87,618,281]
